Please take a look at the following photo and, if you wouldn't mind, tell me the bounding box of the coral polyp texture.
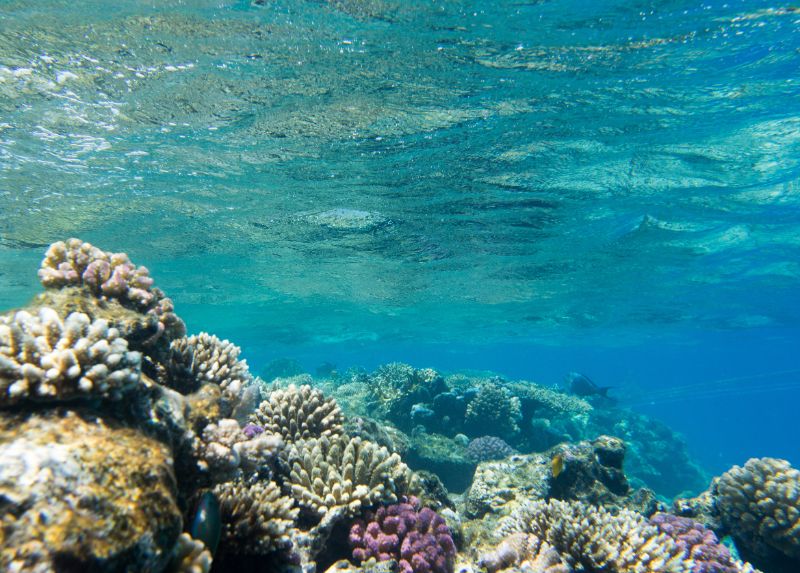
[464,383,521,440]
[38,238,185,340]
[499,499,694,573]
[286,434,410,517]
[169,332,253,406]
[194,418,282,478]
[465,436,516,463]
[650,513,761,573]
[0,307,141,405]
[478,532,572,573]
[169,533,213,573]
[713,457,800,572]
[349,496,456,573]
[250,383,344,443]
[214,479,299,554]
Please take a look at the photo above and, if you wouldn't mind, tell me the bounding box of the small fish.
[565,372,612,398]
[551,453,564,478]
[189,491,221,556]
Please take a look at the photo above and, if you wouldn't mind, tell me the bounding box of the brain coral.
[250,384,344,443]
[214,479,299,554]
[38,238,186,340]
[499,499,693,573]
[0,307,141,405]
[349,496,456,573]
[714,457,800,572]
[285,435,410,517]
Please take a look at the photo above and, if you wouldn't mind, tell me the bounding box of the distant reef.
[0,238,794,573]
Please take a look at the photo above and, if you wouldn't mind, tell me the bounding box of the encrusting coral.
[0,307,141,405]
[498,499,694,573]
[250,383,344,443]
[214,478,299,554]
[285,434,411,518]
[38,238,185,341]
[713,457,800,572]
[479,532,572,573]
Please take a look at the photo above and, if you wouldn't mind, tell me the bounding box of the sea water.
[1,0,799,478]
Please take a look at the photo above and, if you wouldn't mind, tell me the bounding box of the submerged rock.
[0,409,182,572]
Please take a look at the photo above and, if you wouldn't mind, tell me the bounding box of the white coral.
[0,308,141,404]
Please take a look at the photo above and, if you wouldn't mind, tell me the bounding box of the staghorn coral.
[214,478,299,554]
[349,496,456,573]
[38,238,185,340]
[464,384,521,440]
[0,307,141,405]
[650,513,761,573]
[713,457,800,572]
[499,499,694,573]
[479,532,572,573]
[285,434,411,517]
[169,332,253,410]
[169,533,213,573]
[466,436,516,463]
[250,384,344,443]
[194,418,282,479]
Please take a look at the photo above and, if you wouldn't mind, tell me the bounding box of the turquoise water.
[1,1,799,474]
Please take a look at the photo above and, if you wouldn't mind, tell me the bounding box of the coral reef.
[465,436,516,464]
[650,513,761,573]
[169,332,254,412]
[38,238,185,341]
[214,478,299,554]
[169,533,213,573]
[285,435,411,517]
[349,497,456,573]
[250,383,344,443]
[364,363,448,429]
[499,499,693,573]
[464,384,521,441]
[0,409,181,572]
[193,417,282,479]
[406,430,473,493]
[478,533,572,573]
[713,457,800,573]
[0,307,141,405]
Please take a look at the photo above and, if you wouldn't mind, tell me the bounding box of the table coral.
[0,307,141,405]
[348,496,456,573]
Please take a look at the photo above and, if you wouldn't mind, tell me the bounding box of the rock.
[0,409,182,572]
[464,454,551,519]
[406,431,475,493]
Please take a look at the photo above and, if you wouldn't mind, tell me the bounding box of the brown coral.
[285,435,410,517]
[499,499,693,573]
[214,479,299,554]
[169,533,213,573]
[0,307,141,405]
[479,533,572,573]
[714,457,800,571]
[250,384,344,443]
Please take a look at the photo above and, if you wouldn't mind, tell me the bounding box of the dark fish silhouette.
[565,372,612,398]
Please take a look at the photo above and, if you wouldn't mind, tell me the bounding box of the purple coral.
[349,497,455,573]
[650,513,740,573]
[466,436,516,463]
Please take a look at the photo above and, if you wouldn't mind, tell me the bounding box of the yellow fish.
[551,453,564,478]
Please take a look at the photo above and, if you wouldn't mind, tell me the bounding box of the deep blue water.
[2,0,800,484]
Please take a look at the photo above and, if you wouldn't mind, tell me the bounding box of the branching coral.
[499,499,694,573]
[214,479,298,554]
[365,363,447,425]
[285,435,410,517]
[650,513,761,573]
[464,384,521,440]
[38,238,185,340]
[0,307,141,405]
[250,384,344,443]
[349,496,456,573]
[194,418,282,479]
[170,333,253,410]
[479,532,572,573]
[713,457,800,571]
[169,533,213,573]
